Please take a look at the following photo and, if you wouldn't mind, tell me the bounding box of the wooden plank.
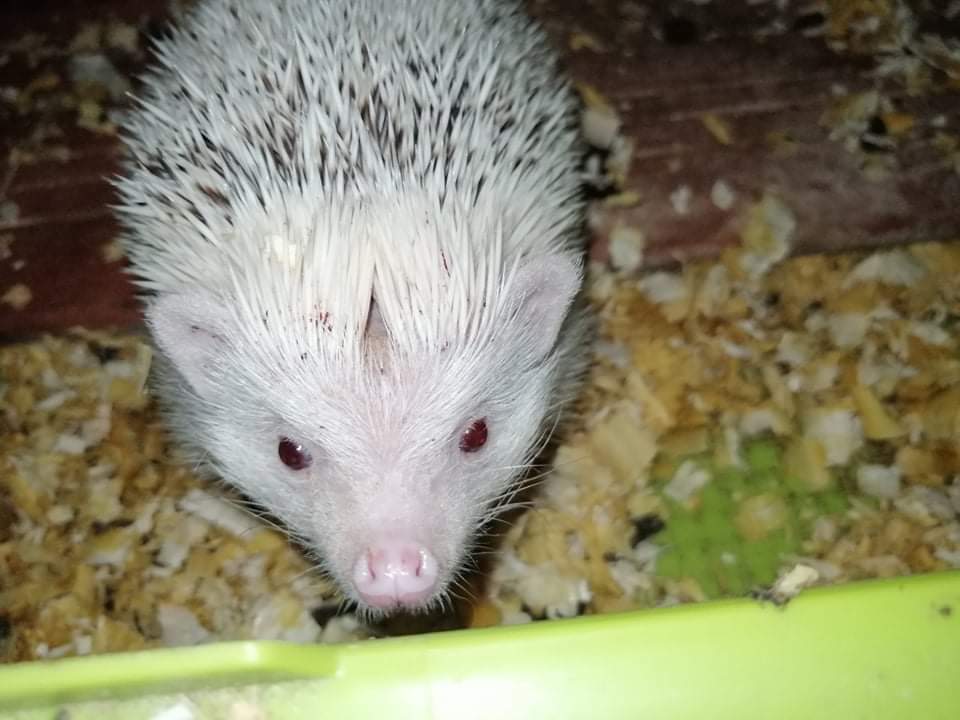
[533,0,960,268]
[0,218,138,341]
[1,0,958,337]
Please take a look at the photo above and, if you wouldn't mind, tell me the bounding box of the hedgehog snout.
[351,540,439,609]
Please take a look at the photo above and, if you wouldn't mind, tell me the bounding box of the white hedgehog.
[114,0,595,615]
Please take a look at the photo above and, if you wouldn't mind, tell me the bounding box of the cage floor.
[1,0,959,665]
[3,239,960,661]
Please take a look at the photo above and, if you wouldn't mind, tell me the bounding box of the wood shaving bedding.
[1,0,959,664]
[3,233,959,660]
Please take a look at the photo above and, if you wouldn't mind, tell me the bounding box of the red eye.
[459,419,488,453]
[278,437,312,470]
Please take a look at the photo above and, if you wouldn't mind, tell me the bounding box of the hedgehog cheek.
[146,291,232,399]
[509,253,582,362]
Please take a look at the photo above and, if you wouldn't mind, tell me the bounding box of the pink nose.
[352,542,439,609]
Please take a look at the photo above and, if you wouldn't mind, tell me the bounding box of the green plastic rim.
[2,571,959,719]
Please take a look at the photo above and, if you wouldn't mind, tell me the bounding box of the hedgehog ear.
[146,292,232,398]
[509,254,582,362]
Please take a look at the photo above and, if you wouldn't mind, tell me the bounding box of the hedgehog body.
[115,0,594,614]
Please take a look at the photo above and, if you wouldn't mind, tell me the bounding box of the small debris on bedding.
[608,224,646,273]
[710,180,736,211]
[156,604,211,647]
[701,113,734,146]
[569,31,604,53]
[1,283,32,310]
[177,488,259,538]
[669,185,692,215]
[105,20,141,55]
[603,191,642,209]
[763,563,822,605]
[578,83,621,150]
[737,194,796,279]
[663,461,711,505]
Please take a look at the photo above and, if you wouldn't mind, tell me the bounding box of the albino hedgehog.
[114,0,594,615]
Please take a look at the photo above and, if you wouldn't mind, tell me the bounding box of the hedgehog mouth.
[349,584,451,621]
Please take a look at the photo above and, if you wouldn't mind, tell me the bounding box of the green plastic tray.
[2,571,958,719]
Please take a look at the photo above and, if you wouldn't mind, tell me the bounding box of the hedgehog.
[113,0,595,616]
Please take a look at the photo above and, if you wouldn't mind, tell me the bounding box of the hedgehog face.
[283,343,564,616]
[145,253,583,615]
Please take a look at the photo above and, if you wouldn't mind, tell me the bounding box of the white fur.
[114,0,594,613]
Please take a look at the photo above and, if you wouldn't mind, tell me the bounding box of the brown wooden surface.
[0,0,958,339]
[544,1,960,267]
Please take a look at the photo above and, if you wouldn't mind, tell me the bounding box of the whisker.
[205,494,308,542]
[448,573,476,605]
[289,565,322,583]
[338,602,353,619]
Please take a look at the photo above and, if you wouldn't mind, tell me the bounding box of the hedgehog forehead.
[258,340,498,457]
[213,188,516,364]
[364,189,516,352]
